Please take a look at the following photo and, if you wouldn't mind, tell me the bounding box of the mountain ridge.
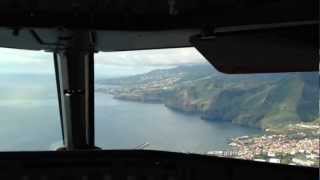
[98,64,318,129]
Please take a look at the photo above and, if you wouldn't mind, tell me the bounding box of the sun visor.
[190,22,319,74]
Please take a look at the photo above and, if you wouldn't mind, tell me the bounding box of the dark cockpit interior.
[0,0,318,179]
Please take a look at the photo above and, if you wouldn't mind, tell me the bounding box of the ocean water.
[95,93,261,153]
[0,74,62,151]
[0,74,261,153]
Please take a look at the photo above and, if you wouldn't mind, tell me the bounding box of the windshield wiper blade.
[135,142,150,149]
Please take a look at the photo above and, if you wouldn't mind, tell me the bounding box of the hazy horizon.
[0,47,208,78]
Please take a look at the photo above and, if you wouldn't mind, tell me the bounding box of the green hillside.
[99,64,319,129]
[204,73,317,128]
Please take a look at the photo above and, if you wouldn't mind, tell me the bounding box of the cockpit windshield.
[0,47,318,168]
[95,47,319,167]
[0,48,62,151]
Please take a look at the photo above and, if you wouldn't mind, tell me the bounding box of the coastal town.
[97,65,319,167]
[208,122,320,167]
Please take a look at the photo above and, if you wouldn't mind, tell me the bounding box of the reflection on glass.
[0,48,62,151]
[95,47,319,167]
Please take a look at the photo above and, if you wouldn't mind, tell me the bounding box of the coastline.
[96,91,319,167]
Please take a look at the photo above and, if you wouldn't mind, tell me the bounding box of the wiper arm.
[135,142,150,149]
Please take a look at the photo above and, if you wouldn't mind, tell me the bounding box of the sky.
[0,47,208,77]
[0,48,54,74]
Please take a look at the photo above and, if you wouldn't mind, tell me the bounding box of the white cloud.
[0,47,209,75]
[95,47,208,66]
[0,48,51,65]
[0,48,53,74]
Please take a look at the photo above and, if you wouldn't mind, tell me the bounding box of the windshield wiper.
[135,142,150,149]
